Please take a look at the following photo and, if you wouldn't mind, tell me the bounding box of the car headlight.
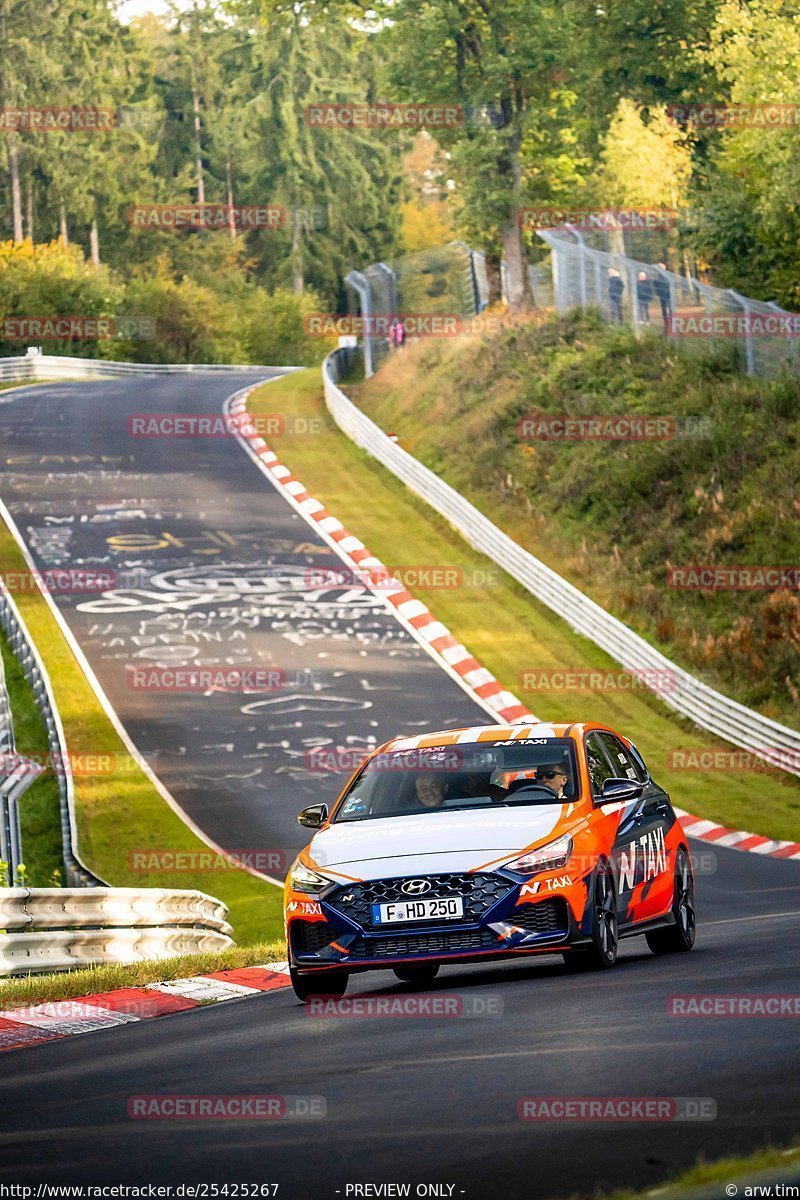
[505,835,573,875]
[288,860,333,894]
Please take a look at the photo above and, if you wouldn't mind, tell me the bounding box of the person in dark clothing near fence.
[636,271,654,323]
[653,263,672,326]
[607,268,625,323]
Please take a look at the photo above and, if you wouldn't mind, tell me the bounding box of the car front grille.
[326,872,512,929]
[349,928,502,959]
[292,920,335,956]
[511,899,568,936]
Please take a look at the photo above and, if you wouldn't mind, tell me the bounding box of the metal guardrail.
[323,350,800,775]
[0,886,231,931]
[0,576,105,888]
[0,355,295,382]
[0,928,234,975]
[0,887,233,975]
[0,601,45,880]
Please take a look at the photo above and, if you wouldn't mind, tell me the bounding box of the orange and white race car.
[284,722,695,1001]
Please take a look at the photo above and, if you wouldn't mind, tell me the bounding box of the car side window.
[585,734,615,797]
[621,738,650,783]
[597,733,643,783]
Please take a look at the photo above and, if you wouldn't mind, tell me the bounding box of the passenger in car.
[415,773,447,808]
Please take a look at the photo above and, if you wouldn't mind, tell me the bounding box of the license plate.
[372,896,464,925]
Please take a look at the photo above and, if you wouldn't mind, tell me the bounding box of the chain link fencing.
[346,241,488,376]
[538,226,799,380]
[346,226,797,380]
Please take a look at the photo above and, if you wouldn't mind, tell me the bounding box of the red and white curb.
[674,808,800,860]
[228,383,800,866]
[226,385,531,726]
[0,962,291,1053]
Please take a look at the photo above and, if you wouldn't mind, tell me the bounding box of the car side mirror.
[298,803,328,829]
[598,777,644,804]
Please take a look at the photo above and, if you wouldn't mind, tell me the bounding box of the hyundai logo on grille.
[401,878,432,896]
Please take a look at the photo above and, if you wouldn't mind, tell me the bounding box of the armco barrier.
[0,929,233,975]
[0,589,45,880]
[0,887,233,975]
[0,578,102,887]
[0,886,231,932]
[0,354,299,382]
[322,350,800,776]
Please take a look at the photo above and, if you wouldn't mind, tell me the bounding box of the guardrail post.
[565,225,588,308]
[727,289,755,375]
[766,300,797,374]
[628,264,640,334]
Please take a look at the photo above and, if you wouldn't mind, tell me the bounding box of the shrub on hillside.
[243,288,334,366]
[0,240,121,358]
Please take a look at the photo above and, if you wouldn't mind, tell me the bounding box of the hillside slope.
[350,312,800,729]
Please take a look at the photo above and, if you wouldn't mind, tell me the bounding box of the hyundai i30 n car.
[284,722,695,1001]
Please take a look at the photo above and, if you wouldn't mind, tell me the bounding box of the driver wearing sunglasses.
[534,762,570,799]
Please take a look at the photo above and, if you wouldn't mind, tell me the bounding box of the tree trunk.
[89,216,100,266]
[225,156,235,240]
[500,127,532,311]
[59,203,69,245]
[485,251,503,306]
[608,228,625,255]
[25,177,33,240]
[8,136,23,242]
[192,86,205,204]
[502,219,531,309]
[291,209,304,294]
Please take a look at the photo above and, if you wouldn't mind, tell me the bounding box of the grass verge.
[599,1141,800,1200]
[0,939,285,1009]
[352,314,800,728]
[247,369,800,841]
[0,628,63,885]
[0,522,285,945]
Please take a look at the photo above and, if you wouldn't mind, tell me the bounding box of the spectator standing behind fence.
[389,316,406,350]
[607,269,624,323]
[653,263,672,326]
[636,271,654,324]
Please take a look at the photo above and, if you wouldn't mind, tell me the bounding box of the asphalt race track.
[0,848,799,1197]
[0,373,486,861]
[1,375,799,1198]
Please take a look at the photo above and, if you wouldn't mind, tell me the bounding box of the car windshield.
[334,738,578,822]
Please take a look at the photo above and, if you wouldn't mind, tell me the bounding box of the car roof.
[382,722,613,752]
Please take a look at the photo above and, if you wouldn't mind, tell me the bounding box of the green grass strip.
[0,939,285,1008]
[601,1141,800,1200]
[0,628,63,885]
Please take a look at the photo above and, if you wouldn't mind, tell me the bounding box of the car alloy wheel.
[646,847,696,954]
[563,859,618,971]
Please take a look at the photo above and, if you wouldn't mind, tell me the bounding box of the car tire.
[289,967,349,1003]
[646,847,696,955]
[562,859,619,971]
[393,965,440,986]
